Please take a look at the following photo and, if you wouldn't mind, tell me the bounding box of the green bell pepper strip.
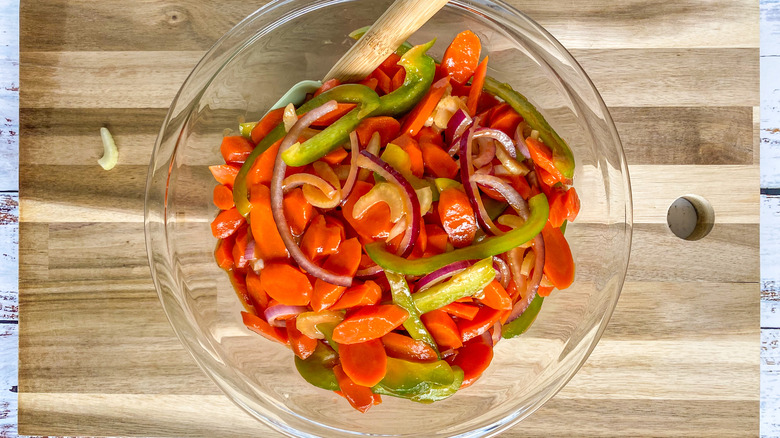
[385,272,440,355]
[372,357,463,403]
[412,257,496,314]
[483,77,575,179]
[233,84,381,216]
[366,193,549,275]
[239,122,257,139]
[281,41,436,167]
[348,26,413,57]
[293,341,340,391]
[502,294,544,339]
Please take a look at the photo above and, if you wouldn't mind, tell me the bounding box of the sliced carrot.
[333,364,380,413]
[467,56,488,116]
[230,271,256,313]
[400,76,451,136]
[421,309,463,350]
[477,92,501,115]
[311,238,362,311]
[391,134,424,178]
[251,107,285,144]
[548,187,581,228]
[246,139,282,188]
[341,181,394,242]
[246,269,269,311]
[488,104,523,138]
[310,103,357,127]
[420,138,458,179]
[220,135,254,164]
[507,174,533,200]
[538,285,555,297]
[249,184,289,261]
[231,224,251,270]
[214,236,235,270]
[441,30,481,84]
[339,338,388,387]
[525,137,567,185]
[331,304,409,344]
[286,319,318,360]
[390,68,405,92]
[541,222,575,289]
[381,332,438,362]
[355,117,401,147]
[478,280,513,310]
[371,68,393,95]
[283,187,314,236]
[300,214,343,263]
[209,164,240,187]
[379,52,402,77]
[446,334,493,388]
[213,184,235,210]
[408,218,428,259]
[359,76,379,92]
[425,223,449,255]
[441,302,479,321]
[211,207,246,239]
[456,305,502,343]
[330,281,382,310]
[313,78,341,97]
[437,187,477,248]
[241,311,289,346]
[260,262,312,306]
[320,147,349,165]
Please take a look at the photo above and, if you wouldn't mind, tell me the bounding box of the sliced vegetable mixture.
[209,30,580,413]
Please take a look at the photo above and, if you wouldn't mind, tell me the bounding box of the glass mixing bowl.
[144,0,632,436]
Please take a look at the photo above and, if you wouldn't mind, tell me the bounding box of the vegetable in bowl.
[208,30,579,413]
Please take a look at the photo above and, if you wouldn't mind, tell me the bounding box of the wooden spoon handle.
[323,0,449,82]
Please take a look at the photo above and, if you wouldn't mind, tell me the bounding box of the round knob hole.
[666,195,714,240]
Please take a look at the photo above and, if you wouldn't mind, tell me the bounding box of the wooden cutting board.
[17,0,760,436]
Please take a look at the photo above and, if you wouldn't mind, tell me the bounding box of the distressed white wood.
[761,0,780,437]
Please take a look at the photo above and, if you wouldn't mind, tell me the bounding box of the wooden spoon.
[269,0,448,110]
[324,0,450,82]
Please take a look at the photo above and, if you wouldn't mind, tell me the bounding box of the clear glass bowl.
[144,0,632,436]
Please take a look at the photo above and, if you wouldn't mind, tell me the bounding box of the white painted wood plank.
[761,0,780,188]
[763,329,780,437]
[0,0,18,193]
[762,195,780,328]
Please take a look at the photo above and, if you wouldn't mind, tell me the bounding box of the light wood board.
[18,0,761,436]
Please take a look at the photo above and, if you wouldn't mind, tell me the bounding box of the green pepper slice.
[293,341,340,391]
[233,84,380,216]
[366,193,549,275]
[372,357,463,403]
[385,272,439,355]
[483,77,575,179]
[412,258,495,314]
[502,294,544,339]
[280,40,436,167]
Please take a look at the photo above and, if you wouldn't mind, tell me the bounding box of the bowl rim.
[144,0,633,436]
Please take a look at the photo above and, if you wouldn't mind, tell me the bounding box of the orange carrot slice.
[330,281,382,311]
[260,262,312,306]
[446,334,493,388]
[311,238,362,311]
[478,280,513,310]
[209,164,240,187]
[213,184,235,210]
[332,304,409,344]
[541,222,575,289]
[441,30,481,84]
[241,311,289,346]
[283,187,314,236]
[251,107,285,144]
[421,309,463,350]
[286,319,318,360]
[381,332,438,362]
[339,338,388,387]
[211,207,246,239]
[467,56,488,116]
[249,184,289,261]
[333,364,380,413]
[355,117,401,147]
[440,302,479,321]
[438,187,477,248]
[220,135,254,164]
[400,76,451,136]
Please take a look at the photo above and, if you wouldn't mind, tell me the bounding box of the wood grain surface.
[17,1,760,437]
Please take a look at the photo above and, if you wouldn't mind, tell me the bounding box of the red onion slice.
[265,304,308,327]
[472,137,496,168]
[474,128,517,159]
[514,123,531,159]
[270,100,353,287]
[491,321,502,346]
[355,264,384,279]
[356,151,421,258]
[339,131,360,204]
[459,123,503,235]
[415,259,477,292]
[492,256,511,289]
[445,109,472,145]
[505,234,545,324]
[471,173,530,221]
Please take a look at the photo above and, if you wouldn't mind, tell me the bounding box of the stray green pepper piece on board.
[366,194,549,275]
[293,341,340,391]
[372,357,464,403]
[233,83,380,216]
[502,294,544,339]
